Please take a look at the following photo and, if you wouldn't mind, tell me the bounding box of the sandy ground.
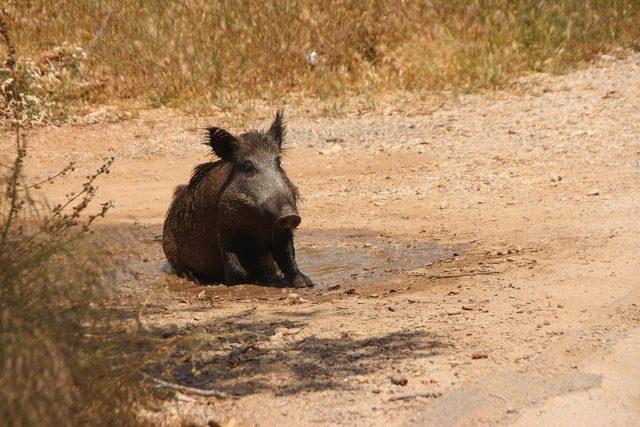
[3,52,639,426]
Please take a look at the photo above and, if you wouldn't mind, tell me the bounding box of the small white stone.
[305,50,319,65]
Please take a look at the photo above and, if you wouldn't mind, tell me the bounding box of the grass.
[1,0,639,117]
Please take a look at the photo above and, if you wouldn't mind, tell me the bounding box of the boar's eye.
[276,156,282,168]
[242,160,256,173]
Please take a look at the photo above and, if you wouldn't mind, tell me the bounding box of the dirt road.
[5,53,639,426]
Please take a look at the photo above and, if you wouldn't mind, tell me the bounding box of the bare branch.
[21,161,76,189]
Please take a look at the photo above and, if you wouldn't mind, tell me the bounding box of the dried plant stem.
[0,13,23,252]
[141,373,228,398]
[428,271,500,279]
[22,162,75,189]
[84,5,119,55]
[0,12,15,68]
[0,125,21,251]
[389,391,442,401]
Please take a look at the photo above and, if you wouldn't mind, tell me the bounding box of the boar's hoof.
[292,273,315,288]
[257,272,284,286]
[225,269,250,285]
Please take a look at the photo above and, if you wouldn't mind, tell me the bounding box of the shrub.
[0,17,148,426]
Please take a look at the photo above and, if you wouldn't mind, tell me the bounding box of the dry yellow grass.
[2,0,639,114]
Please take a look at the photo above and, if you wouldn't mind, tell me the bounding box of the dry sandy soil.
[3,53,639,426]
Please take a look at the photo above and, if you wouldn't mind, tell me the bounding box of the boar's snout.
[275,206,301,229]
[276,214,301,229]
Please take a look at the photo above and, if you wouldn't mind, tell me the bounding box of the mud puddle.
[110,225,464,299]
[164,231,464,300]
[296,231,463,289]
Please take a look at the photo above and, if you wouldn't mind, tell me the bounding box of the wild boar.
[163,111,314,288]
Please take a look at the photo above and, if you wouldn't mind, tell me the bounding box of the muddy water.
[115,225,463,296]
[296,231,462,289]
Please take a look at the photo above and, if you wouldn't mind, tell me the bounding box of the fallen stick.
[389,391,442,401]
[142,373,228,398]
[488,392,506,402]
[428,271,500,279]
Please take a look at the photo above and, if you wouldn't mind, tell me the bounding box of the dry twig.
[389,391,442,401]
[428,271,500,279]
[142,373,228,398]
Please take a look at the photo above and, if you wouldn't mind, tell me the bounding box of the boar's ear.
[267,109,286,147]
[206,127,240,160]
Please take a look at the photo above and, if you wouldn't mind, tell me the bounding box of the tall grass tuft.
[0,16,148,426]
[3,0,640,112]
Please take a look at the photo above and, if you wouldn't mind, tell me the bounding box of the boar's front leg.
[273,230,314,288]
[220,241,250,285]
[252,252,283,285]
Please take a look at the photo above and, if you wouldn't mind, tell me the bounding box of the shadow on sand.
[147,311,449,397]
